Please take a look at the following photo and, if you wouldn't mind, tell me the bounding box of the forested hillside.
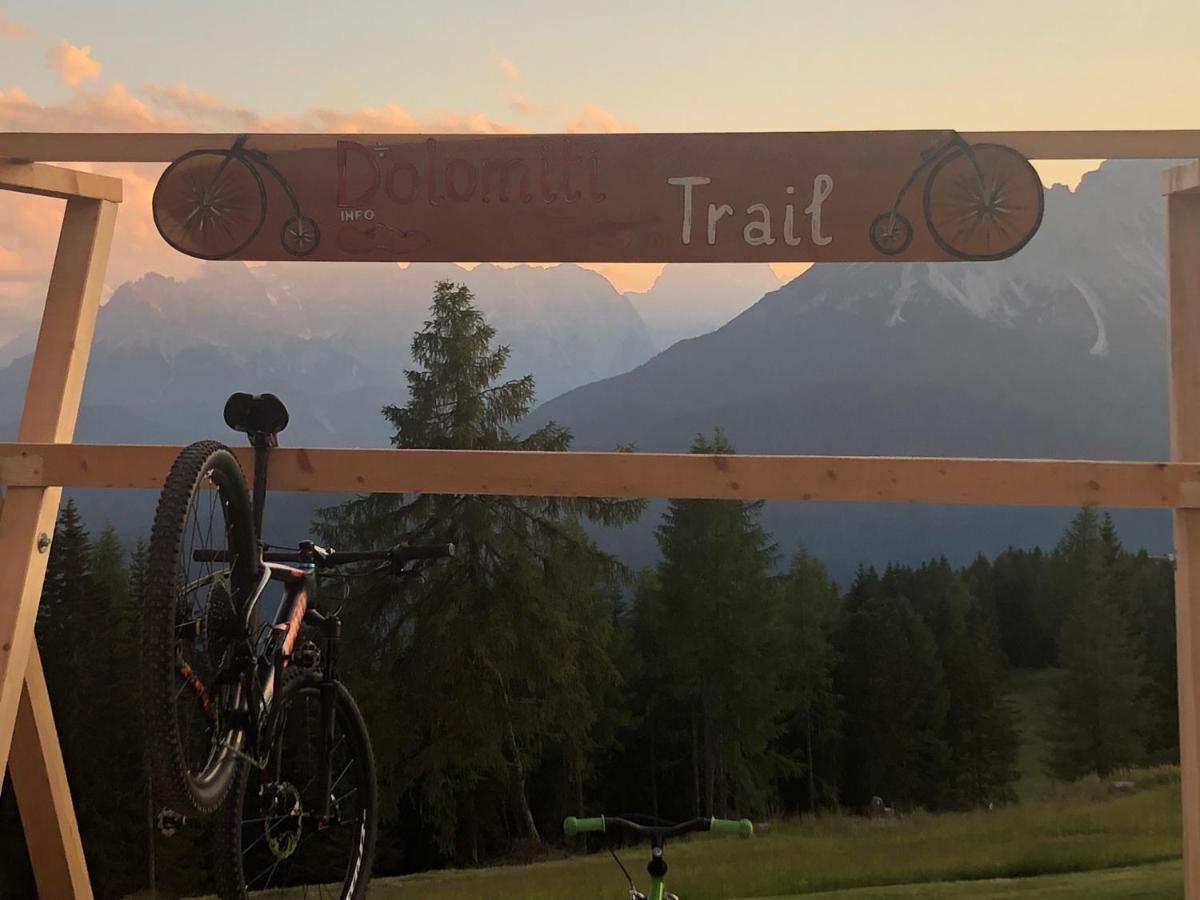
[0,284,1177,899]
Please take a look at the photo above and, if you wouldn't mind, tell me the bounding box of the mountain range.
[0,159,1178,579]
[527,159,1174,577]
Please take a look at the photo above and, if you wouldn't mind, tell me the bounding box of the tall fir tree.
[777,549,841,814]
[316,281,642,860]
[835,568,949,810]
[1045,508,1148,778]
[882,560,1018,808]
[650,429,783,818]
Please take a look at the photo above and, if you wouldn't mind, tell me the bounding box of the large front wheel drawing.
[142,440,258,817]
[153,150,268,260]
[213,671,379,899]
[922,143,1044,261]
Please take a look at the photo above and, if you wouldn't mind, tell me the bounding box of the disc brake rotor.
[264,782,304,860]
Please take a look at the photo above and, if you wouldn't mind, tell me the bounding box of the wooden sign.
[151,130,1045,264]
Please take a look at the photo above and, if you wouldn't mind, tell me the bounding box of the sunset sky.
[1,0,1198,340]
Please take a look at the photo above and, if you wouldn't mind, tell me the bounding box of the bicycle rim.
[143,441,257,816]
[215,672,378,900]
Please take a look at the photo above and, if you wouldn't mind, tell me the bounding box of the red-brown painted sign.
[151,131,1044,264]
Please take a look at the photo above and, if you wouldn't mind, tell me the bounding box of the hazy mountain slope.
[627,263,782,350]
[528,160,1174,577]
[0,260,662,545]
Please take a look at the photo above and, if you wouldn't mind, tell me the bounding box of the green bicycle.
[564,814,754,900]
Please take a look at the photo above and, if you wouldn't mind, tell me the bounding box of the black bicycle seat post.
[250,431,274,543]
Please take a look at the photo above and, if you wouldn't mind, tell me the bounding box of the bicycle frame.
[220,134,307,224]
[225,433,345,822]
[882,130,986,224]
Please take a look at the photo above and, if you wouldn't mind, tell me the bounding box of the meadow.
[224,668,1188,899]
[360,769,1181,899]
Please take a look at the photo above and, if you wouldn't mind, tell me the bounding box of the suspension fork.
[316,612,342,820]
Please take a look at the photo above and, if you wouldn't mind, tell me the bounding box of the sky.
[0,0,1198,339]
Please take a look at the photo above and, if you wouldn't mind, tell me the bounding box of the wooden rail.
[3,443,1200,508]
[2,130,1200,163]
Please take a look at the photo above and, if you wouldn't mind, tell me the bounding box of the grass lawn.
[355,771,1181,899]
[1006,667,1065,803]
[759,859,1181,898]
[232,673,1183,899]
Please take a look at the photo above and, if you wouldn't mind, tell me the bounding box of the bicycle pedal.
[156,808,187,837]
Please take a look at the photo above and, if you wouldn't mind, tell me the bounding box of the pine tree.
[835,569,949,810]
[651,429,783,818]
[777,549,841,814]
[315,281,642,859]
[37,500,91,755]
[882,560,1018,808]
[1045,509,1148,778]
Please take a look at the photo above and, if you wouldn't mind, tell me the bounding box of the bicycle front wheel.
[922,143,1044,261]
[153,150,268,260]
[213,670,379,900]
[142,440,258,817]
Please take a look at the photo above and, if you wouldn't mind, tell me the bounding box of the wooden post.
[0,172,119,899]
[1168,161,1200,900]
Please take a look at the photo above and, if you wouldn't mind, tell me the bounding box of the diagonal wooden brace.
[0,165,120,899]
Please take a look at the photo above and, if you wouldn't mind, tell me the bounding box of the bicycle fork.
[315,612,341,822]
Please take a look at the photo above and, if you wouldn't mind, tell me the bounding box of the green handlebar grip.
[710,817,754,838]
[563,816,605,836]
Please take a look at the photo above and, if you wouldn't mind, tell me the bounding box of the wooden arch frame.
[1,131,1200,898]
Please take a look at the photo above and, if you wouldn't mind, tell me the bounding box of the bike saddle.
[223,392,289,438]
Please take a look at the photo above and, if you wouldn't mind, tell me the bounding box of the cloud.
[489,52,520,81]
[0,243,41,281]
[0,76,643,339]
[142,82,259,127]
[565,104,636,133]
[0,78,535,341]
[45,40,102,87]
[0,16,30,38]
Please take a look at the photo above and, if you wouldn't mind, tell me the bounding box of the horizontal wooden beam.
[2,131,1200,163]
[0,162,122,202]
[2,443,1199,508]
[1166,161,1200,196]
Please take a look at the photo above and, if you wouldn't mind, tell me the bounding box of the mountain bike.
[564,814,754,900]
[153,134,320,260]
[140,391,453,898]
[868,130,1044,261]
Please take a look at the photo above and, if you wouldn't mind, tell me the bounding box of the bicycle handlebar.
[193,543,455,567]
[563,815,753,839]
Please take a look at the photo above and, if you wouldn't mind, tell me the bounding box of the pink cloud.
[509,93,533,115]
[564,104,636,134]
[45,40,102,87]
[0,16,30,38]
[142,82,259,128]
[0,78,535,339]
[489,52,520,81]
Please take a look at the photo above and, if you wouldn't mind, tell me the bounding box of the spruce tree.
[1045,508,1148,778]
[777,549,841,814]
[883,560,1018,807]
[315,281,642,859]
[651,429,782,818]
[835,569,949,810]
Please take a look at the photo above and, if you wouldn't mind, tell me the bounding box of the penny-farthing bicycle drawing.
[153,135,320,260]
[868,131,1044,261]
